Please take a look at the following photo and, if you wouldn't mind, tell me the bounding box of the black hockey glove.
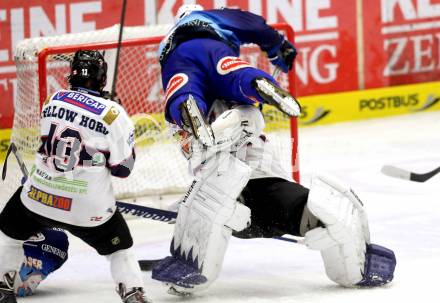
[267,39,298,73]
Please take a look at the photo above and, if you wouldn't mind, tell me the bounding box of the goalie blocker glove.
[267,39,297,73]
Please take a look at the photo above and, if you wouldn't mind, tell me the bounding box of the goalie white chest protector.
[20,89,135,227]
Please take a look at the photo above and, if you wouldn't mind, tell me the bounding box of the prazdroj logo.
[299,106,331,125]
[410,94,440,112]
[216,56,251,75]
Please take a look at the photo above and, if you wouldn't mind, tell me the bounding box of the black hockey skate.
[0,273,16,303]
[252,77,301,117]
[117,283,152,303]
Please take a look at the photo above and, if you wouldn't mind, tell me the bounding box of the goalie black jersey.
[21,88,135,227]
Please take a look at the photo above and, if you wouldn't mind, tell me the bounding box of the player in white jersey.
[0,50,150,303]
[152,5,396,295]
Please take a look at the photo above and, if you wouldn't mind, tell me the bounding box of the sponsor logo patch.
[103,106,120,125]
[165,73,188,102]
[27,186,72,211]
[54,91,106,115]
[216,56,252,75]
[41,244,68,259]
[111,237,121,245]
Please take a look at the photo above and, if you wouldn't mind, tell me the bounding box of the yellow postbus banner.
[298,81,440,126]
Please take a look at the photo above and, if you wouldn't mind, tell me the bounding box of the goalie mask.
[68,50,107,93]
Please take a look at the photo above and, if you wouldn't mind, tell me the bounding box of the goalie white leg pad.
[152,153,251,293]
[304,173,370,287]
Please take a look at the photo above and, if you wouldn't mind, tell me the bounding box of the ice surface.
[3,111,440,302]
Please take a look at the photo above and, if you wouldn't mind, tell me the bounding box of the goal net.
[8,23,299,203]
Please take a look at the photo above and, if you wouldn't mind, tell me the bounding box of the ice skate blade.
[255,79,301,117]
[166,285,192,297]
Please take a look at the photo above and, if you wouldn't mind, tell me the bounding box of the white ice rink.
[3,110,440,302]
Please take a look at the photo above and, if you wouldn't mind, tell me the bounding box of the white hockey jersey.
[21,88,135,227]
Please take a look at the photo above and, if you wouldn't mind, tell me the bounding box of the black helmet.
[68,50,107,92]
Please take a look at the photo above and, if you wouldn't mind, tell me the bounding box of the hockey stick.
[110,0,128,100]
[116,201,176,222]
[118,201,300,243]
[1,142,14,181]
[381,165,440,182]
[2,142,28,185]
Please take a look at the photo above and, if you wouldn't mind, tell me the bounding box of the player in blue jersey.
[152,4,396,296]
[159,4,300,131]
[14,228,69,297]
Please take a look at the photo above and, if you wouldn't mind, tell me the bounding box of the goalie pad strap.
[299,205,321,237]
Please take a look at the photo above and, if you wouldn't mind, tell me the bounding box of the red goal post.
[22,22,299,199]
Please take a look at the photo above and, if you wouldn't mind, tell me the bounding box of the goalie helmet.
[175,4,204,21]
[68,50,107,93]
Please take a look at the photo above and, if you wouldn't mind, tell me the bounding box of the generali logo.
[165,73,188,101]
[216,56,251,75]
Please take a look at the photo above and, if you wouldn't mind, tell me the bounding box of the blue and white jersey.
[158,8,283,64]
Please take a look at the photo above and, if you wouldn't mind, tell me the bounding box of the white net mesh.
[9,24,297,202]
